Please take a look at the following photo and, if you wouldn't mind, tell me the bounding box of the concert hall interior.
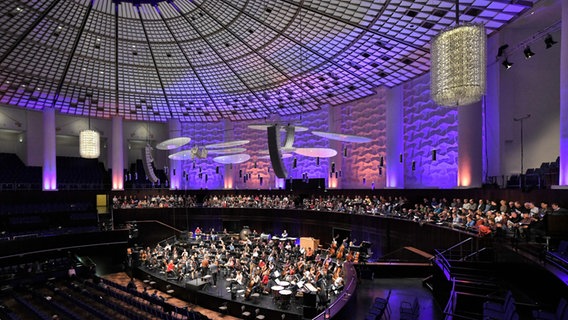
[1,0,568,319]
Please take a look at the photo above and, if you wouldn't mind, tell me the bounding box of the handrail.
[313,261,357,320]
[432,237,473,259]
[460,247,488,261]
[126,219,184,233]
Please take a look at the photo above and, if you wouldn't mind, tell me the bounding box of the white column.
[386,85,404,188]
[111,116,124,190]
[485,35,502,182]
[458,101,483,187]
[559,1,568,185]
[42,107,57,191]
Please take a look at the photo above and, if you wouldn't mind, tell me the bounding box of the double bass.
[336,238,347,260]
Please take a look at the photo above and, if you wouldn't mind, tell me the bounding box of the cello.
[329,234,339,257]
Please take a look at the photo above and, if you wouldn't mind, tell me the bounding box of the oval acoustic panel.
[168,150,194,160]
[155,137,191,150]
[213,153,251,164]
[205,140,250,149]
[295,147,337,158]
[311,131,372,143]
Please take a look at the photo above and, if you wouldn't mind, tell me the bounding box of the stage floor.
[134,266,332,319]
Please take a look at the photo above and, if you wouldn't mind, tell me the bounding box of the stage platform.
[133,263,356,320]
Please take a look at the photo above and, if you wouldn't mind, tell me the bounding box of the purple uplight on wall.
[403,74,458,188]
[43,107,57,191]
[179,122,225,189]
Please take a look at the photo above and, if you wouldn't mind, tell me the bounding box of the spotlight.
[523,46,535,59]
[497,44,509,58]
[502,59,513,70]
[544,34,557,49]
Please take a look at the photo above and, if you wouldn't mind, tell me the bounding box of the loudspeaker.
[142,144,158,183]
[303,292,316,307]
[303,306,318,318]
[432,149,437,161]
[268,125,287,178]
[412,160,416,171]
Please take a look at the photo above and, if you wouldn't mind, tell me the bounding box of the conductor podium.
[300,237,320,251]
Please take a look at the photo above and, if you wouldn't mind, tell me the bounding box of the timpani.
[279,289,292,308]
[271,285,284,300]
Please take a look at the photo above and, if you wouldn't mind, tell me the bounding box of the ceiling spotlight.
[523,46,534,59]
[544,34,557,49]
[497,44,509,58]
[502,59,513,70]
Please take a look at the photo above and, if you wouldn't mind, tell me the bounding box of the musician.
[235,270,244,286]
[209,259,219,287]
[201,256,209,277]
[166,259,175,277]
[195,226,202,240]
[281,229,288,238]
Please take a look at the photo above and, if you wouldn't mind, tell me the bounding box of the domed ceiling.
[0,0,535,123]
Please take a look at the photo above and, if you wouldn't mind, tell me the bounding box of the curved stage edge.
[132,262,357,320]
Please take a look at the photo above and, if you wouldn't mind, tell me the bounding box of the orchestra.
[134,228,356,311]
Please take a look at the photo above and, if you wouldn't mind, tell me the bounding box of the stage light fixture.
[497,44,509,58]
[544,34,557,49]
[523,46,535,59]
[502,59,513,70]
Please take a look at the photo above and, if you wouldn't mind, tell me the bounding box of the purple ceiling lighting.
[0,0,535,122]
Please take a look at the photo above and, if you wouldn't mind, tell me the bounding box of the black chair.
[241,305,252,319]
[400,297,419,320]
[218,302,228,316]
[532,297,567,320]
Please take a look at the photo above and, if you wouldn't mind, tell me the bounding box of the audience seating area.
[505,157,560,190]
[0,153,111,191]
[0,262,210,320]
[0,201,98,240]
[0,153,41,191]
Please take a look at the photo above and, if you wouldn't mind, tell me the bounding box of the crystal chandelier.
[430,2,486,107]
[80,129,100,159]
[79,99,100,158]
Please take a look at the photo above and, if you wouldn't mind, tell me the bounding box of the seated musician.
[195,226,202,240]
[331,275,344,294]
[261,272,270,293]
[166,260,175,277]
[235,270,244,286]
